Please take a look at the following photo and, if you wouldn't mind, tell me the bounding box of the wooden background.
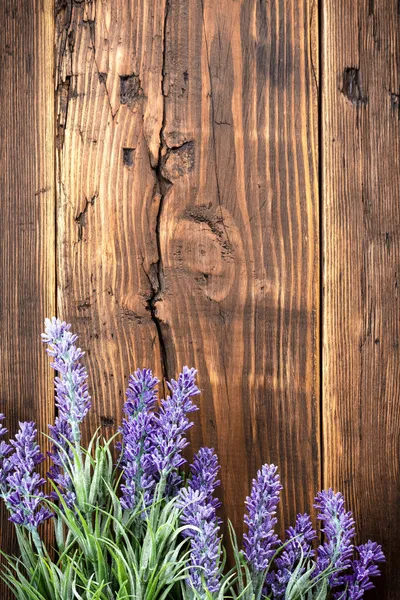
[0,0,399,597]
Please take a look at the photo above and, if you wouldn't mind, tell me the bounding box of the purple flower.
[164,470,183,498]
[334,541,385,600]
[119,413,155,510]
[314,489,355,584]
[117,369,158,510]
[48,417,73,470]
[47,417,75,507]
[0,415,13,494]
[178,448,222,595]
[266,513,317,597]
[123,369,159,417]
[144,367,200,479]
[243,464,282,572]
[42,318,91,507]
[190,447,221,509]
[0,414,7,438]
[42,318,91,438]
[4,422,52,530]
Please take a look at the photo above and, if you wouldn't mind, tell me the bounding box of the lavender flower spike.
[178,447,222,596]
[4,422,52,531]
[145,367,200,479]
[314,489,355,585]
[123,368,159,418]
[267,513,317,598]
[47,416,75,507]
[243,463,282,572]
[42,317,91,442]
[335,541,385,600]
[0,414,13,495]
[190,446,221,509]
[118,369,158,510]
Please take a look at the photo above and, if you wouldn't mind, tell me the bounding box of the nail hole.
[122,148,134,167]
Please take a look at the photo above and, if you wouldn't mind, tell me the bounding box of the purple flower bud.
[123,369,159,417]
[145,367,200,477]
[119,412,154,510]
[243,463,282,572]
[314,489,355,584]
[334,541,385,600]
[178,448,222,594]
[266,513,317,597]
[3,422,52,530]
[43,318,91,506]
[42,318,91,434]
[47,417,75,507]
[0,414,8,438]
[190,447,221,509]
[118,369,158,510]
[0,415,13,495]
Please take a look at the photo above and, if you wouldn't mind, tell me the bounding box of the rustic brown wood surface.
[55,0,165,443]
[55,0,320,545]
[0,0,55,595]
[157,0,320,538]
[0,0,399,597]
[323,1,400,598]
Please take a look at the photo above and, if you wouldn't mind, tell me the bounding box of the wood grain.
[323,1,400,597]
[55,0,166,440]
[56,0,320,544]
[158,0,320,541]
[3,0,400,596]
[0,0,55,596]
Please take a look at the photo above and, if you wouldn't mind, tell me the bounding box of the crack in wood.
[56,75,71,150]
[75,192,98,242]
[145,0,172,385]
[88,19,119,120]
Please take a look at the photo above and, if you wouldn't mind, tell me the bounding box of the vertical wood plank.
[323,1,400,597]
[56,0,319,545]
[0,0,55,596]
[55,0,166,439]
[151,0,320,539]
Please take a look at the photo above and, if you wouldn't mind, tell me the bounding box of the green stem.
[31,528,43,557]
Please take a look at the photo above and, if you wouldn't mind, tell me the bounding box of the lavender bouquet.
[0,319,385,600]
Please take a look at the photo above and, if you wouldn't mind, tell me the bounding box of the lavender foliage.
[243,463,282,572]
[178,448,222,596]
[314,489,355,585]
[0,319,385,600]
[4,422,52,530]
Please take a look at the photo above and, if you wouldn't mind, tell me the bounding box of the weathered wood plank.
[56,0,319,544]
[0,0,55,596]
[148,0,320,540]
[323,1,400,596]
[55,0,166,440]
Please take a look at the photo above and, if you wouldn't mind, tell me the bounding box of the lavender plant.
[0,319,385,600]
[177,448,223,597]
